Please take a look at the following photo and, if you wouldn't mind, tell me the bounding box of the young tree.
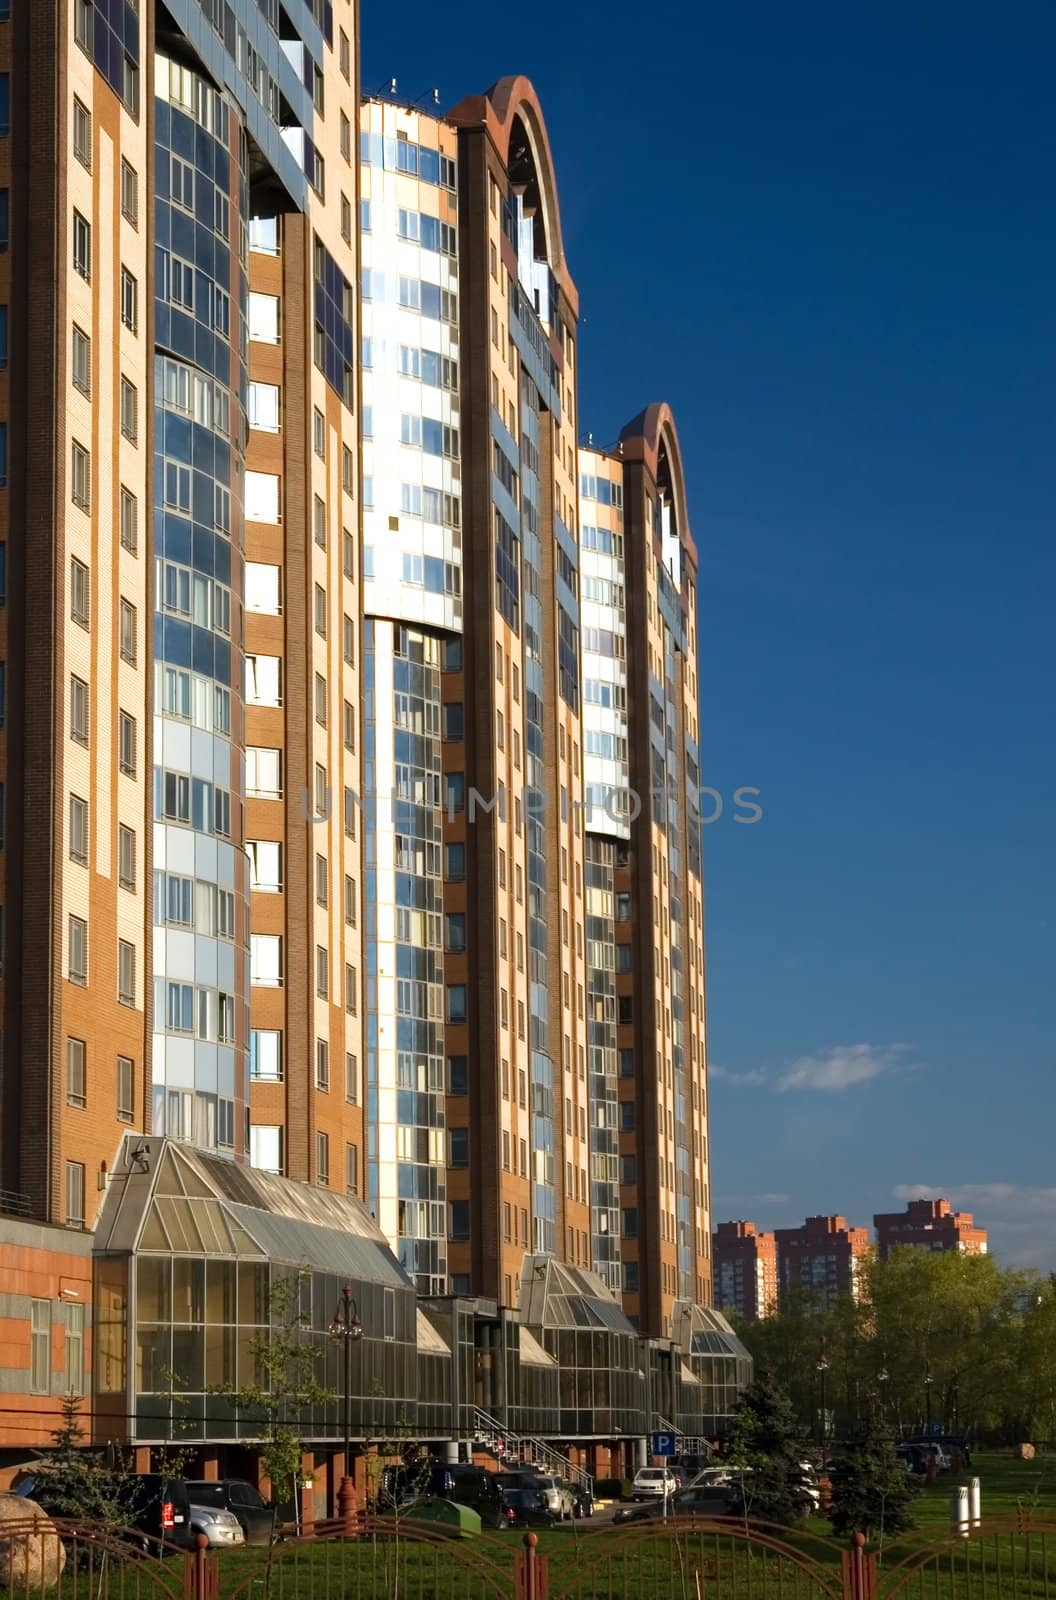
[828,1405,919,1544]
[29,1395,137,1526]
[211,1268,334,1529]
[726,1374,814,1526]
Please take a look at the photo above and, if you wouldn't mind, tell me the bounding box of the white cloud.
[757,1192,790,1204]
[709,1063,769,1086]
[777,1043,911,1094]
[892,1183,1056,1271]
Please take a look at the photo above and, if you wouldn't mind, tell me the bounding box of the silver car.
[529,1474,574,1520]
[188,1508,245,1547]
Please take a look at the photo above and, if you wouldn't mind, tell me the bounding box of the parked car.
[380,1462,505,1529]
[184,1480,278,1546]
[500,1488,555,1528]
[12,1474,244,1551]
[632,1467,678,1502]
[615,1484,737,1524]
[565,1479,594,1519]
[525,1474,575,1520]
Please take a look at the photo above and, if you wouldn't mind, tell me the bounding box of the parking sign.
[651,1430,676,1457]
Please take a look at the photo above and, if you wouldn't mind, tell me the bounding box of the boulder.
[1014,1443,1036,1461]
[0,1494,67,1587]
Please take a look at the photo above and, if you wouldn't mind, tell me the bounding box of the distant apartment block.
[774,1214,871,1305]
[712,1221,778,1321]
[874,1197,988,1259]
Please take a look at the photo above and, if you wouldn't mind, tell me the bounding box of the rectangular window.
[120,377,138,442]
[247,382,281,432]
[66,1161,85,1228]
[345,1052,358,1104]
[250,1030,283,1082]
[63,1302,85,1396]
[315,945,328,999]
[246,471,280,523]
[170,256,194,312]
[343,875,357,927]
[72,97,92,167]
[250,1125,283,1174]
[245,654,282,706]
[315,1038,329,1092]
[118,711,137,776]
[70,675,89,745]
[120,486,138,553]
[121,267,138,331]
[170,155,194,212]
[246,747,282,798]
[117,1055,135,1122]
[315,1131,329,1185]
[71,557,90,626]
[72,211,90,276]
[67,1037,87,1108]
[250,934,283,987]
[314,673,327,726]
[447,985,467,1024]
[119,598,137,664]
[30,1301,50,1395]
[345,1143,358,1196]
[313,494,327,547]
[118,939,135,1006]
[248,292,280,344]
[118,824,136,890]
[71,440,90,510]
[72,324,91,395]
[120,159,138,226]
[69,794,88,865]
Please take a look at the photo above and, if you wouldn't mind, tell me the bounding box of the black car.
[12,1474,243,1551]
[615,1484,737,1525]
[183,1480,279,1545]
[379,1461,505,1530]
[500,1488,555,1528]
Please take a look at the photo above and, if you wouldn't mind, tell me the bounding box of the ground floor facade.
[0,1137,750,1496]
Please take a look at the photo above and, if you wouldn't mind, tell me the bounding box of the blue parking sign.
[651,1430,676,1457]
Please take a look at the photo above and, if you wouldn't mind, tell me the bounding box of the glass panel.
[137,1256,171,1322]
[172,1257,204,1323]
[206,1259,236,1323]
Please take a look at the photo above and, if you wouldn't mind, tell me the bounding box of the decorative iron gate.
[542,1515,847,1600]
[877,1518,1056,1600]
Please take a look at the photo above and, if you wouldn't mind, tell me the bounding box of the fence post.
[516,1531,549,1600]
[338,1474,359,1537]
[185,1532,218,1600]
[841,1533,877,1600]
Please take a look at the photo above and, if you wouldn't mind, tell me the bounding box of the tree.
[29,1395,137,1526]
[211,1267,334,1529]
[828,1404,919,1544]
[726,1374,814,1526]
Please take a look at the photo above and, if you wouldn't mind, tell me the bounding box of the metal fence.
[4,1511,1056,1600]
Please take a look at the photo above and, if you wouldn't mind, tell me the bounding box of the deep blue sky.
[362,2,1056,1268]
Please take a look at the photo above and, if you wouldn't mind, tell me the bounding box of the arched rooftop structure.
[619,402,697,567]
[447,75,578,315]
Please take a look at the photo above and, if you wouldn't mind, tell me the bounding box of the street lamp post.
[816,1347,830,1451]
[330,1285,363,1526]
[923,1361,933,1434]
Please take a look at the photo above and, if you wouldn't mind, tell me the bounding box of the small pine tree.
[29,1395,137,1526]
[828,1406,919,1543]
[726,1374,814,1526]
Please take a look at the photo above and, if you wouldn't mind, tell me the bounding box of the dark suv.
[11,1474,244,1551]
[183,1480,278,1545]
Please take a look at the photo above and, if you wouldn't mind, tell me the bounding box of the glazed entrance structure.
[89,1136,748,1495]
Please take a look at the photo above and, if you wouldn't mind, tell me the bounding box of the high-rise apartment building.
[874,1197,988,1259]
[713,1221,779,1321]
[0,6,742,1483]
[774,1214,872,1306]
